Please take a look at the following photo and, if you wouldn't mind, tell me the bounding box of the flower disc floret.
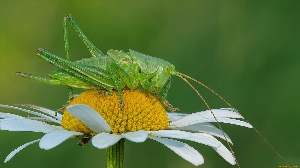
[62,89,170,134]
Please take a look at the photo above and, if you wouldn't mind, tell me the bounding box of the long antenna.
[177,73,240,167]
[177,72,291,168]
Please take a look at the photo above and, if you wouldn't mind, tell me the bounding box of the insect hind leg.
[16,72,64,85]
[64,14,104,57]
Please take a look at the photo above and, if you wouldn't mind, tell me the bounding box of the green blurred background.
[0,1,299,168]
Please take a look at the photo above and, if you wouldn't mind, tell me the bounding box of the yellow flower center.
[61,89,170,134]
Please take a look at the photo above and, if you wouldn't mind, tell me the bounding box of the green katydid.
[16,14,211,112]
[16,14,291,167]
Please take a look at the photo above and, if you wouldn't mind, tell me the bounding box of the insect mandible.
[16,14,291,167]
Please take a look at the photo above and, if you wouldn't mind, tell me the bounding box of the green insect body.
[17,14,182,111]
[30,48,175,100]
[16,14,229,113]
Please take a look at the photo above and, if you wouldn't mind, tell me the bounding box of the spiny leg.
[63,15,74,100]
[64,14,104,57]
[37,48,115,91]
[160,78,180,112]
[116,88,124,110]
[109,62,126,109]
[64,14,104,101]
[161,79,170,100]
[139,76,179,112]
[38,47,116,111]
[16,72,64,85]
[64,15,71,60]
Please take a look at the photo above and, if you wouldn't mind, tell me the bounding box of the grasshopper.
[16,14,291,167]
[16,14,204,112]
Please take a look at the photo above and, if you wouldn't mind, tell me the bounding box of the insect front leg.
[139,73,157,92]
[161,78,171,100]
[108,62,128,109]
[140,71,179,112]
[64,14,104,57]
[160,78,180,112]
[139,74,172,110]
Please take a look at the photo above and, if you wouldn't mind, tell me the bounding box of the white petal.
[121,130,148,143]
[0,118,62,133]
[170,109,251,127]
[215,118,252,128]
[168,123,232,144]
[92,133,121,149]
[39,130,83,150]
[26,117,54,122]
[189,133,223,147]
[149,130,191,139]
[149,136,204,166]
[66,104,111,133]
[213,144,236,165]
[0,112,24,119]
[4,139,40,163]
[213,108,244,118]
[215,108,244,119]
[167,112,187,122]
[18,104,62,121]
[0,104,60,123]
[149,130,220,148]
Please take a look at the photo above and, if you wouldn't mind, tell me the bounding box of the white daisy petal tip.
[214,144,236,165]
[92,133,122,149]
[39,130,83,150]
[245,122,253,128]
[4,139,40,163]
[149,136,204,166]
[122,130,148,143]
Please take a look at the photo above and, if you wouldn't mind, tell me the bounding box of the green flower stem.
[106,139,124,168]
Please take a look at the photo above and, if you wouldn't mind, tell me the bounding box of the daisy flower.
[0,89,252,166]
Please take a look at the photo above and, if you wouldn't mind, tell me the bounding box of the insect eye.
[165,67,170,72]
